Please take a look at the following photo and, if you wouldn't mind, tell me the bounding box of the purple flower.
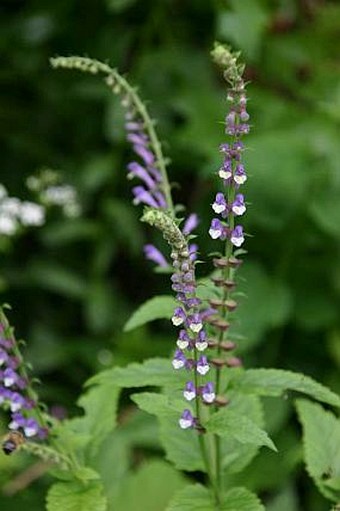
[234,164,247,185]
[188,313,203,333]
[197,355,210,376]
[172,349,186,370]
[3,368,19,387]
[212,193,227,215]
[132,186,159,208]
[143,244,169,267]
[209,218,224,240]
[183,381,196,401]
[171,307,186,327]
[133,144,155,166]
[231,194,246,216]
[176,329,190,350]
[188,243,198,262]
[230,225,245,247]
[24,417,39,437]
[0,349,8,366]
[218,160,232,181]
[127,162,156,190]
[201,382,215,404]
[9,412,26,430]
[182,214,199,235]
[9,392,26,412]
[195,330,208,352]
[179,409,195,429]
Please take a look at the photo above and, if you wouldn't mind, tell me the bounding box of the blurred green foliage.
[0,0,339,509]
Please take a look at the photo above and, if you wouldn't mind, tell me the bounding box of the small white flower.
[195,341,208,352]
[20,202,45,226]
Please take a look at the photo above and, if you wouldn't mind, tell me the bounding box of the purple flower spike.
[172,307,186,327]
[212,192,227,215]
[177,329,190,350]
[182,213,199,235]
[230,225,245,247]
[234,164,247,185]
[127,162,156,190]
[172,349,186,370]
[179,409,195,429]
[197,355,210,376]
[209,218,224,240]
[132,186,159,208]
[143,244,169,267]
[183,381,196,401]
[188,313,203,333]
[195,330,208,352]
[202,382,216,404]
[231,194,246,216]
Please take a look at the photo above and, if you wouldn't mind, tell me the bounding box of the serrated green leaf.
[296,399,340,502]
[131,392,185,416]
[76,381,120,457]
[166,484,264,511]
[46,481,107,511]
[205,409,277,452]
[233,369,340,407]
[124,295,176,332]
[166,484,215,511]
[88,358,185,389]
[132,392,203,472]
[114,460,187,511]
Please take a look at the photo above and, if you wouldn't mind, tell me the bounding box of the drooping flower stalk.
[0,306,49,440]
[51,56,200,268]
[209,43,250,493]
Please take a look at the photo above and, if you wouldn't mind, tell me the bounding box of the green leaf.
[166,484,215,511]
[124,295,176,332]
[233,368,340,407]
[76,381,121,457]
[296,399,340,502]
[46,481,107,511]
[132,392,203,472]
[166,484,264,511]
[131,392,185,416]
[114,460,187,511]
[88,358,185,389]
[205,409,277,452]
[221,487,265,511]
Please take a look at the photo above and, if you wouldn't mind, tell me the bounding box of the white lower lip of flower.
[231,236,244,247]
[172,360,185,370]
[195,342,208,351]
[24,427,37,437]
[209,228,221,239]
[232,205,246,216]
[218,170,232,180]
[0,359,6,366]
[197,365,209,376]
[4,377,15,387]
[177,340,189,349]
[184,391,196,401]
[203,393,215,403]
[172,317,184,326]
[8,421,19,430]
[179,418,192,429]
[212,204,226,214]
[234,175,247,185]
[189,323,202,333]
[10,403,22,412]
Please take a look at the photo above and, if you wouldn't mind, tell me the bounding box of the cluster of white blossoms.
[26,171,81,218]
[0,184,45,236]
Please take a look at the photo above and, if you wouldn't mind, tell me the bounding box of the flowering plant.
[1,44,340,511]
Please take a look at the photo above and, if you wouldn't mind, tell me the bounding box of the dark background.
[0,0,339,509]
